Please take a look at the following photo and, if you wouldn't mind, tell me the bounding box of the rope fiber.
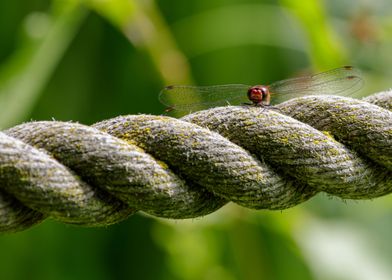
[0,90,391,233]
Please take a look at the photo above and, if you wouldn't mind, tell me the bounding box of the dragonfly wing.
[159,84,251,112]
[268,66,363,104]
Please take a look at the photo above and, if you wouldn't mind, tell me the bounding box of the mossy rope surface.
[0,91,391,232]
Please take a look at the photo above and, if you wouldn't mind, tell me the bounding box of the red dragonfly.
[159,66,363,113]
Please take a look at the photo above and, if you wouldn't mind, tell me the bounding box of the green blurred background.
[1,0,392,279]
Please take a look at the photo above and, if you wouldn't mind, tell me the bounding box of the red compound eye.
[250,88,262,96]
[247,86,265,104]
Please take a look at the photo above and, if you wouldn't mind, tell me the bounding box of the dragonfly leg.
[264,104,282,113]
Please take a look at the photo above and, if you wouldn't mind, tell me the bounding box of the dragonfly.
[159,66,363,113]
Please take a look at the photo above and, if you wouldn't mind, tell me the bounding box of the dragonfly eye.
[247,86,264,104]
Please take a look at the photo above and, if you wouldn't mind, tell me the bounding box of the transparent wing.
[269,66,363,104]
[159,84,251,112]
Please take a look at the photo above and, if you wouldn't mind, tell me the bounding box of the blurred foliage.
[0,0,392,279]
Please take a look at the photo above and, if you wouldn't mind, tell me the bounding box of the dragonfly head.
[247,85,269,105]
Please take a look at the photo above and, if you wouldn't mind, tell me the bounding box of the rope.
[0,91,391,233]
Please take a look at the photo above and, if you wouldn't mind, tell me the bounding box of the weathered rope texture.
[0,90,391,232]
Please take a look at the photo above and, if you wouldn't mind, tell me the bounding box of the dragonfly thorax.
[247,85,269,105]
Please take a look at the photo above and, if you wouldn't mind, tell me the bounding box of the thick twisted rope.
[0,91,391,233]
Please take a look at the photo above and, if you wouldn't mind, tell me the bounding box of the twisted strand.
[0,90,391,232]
